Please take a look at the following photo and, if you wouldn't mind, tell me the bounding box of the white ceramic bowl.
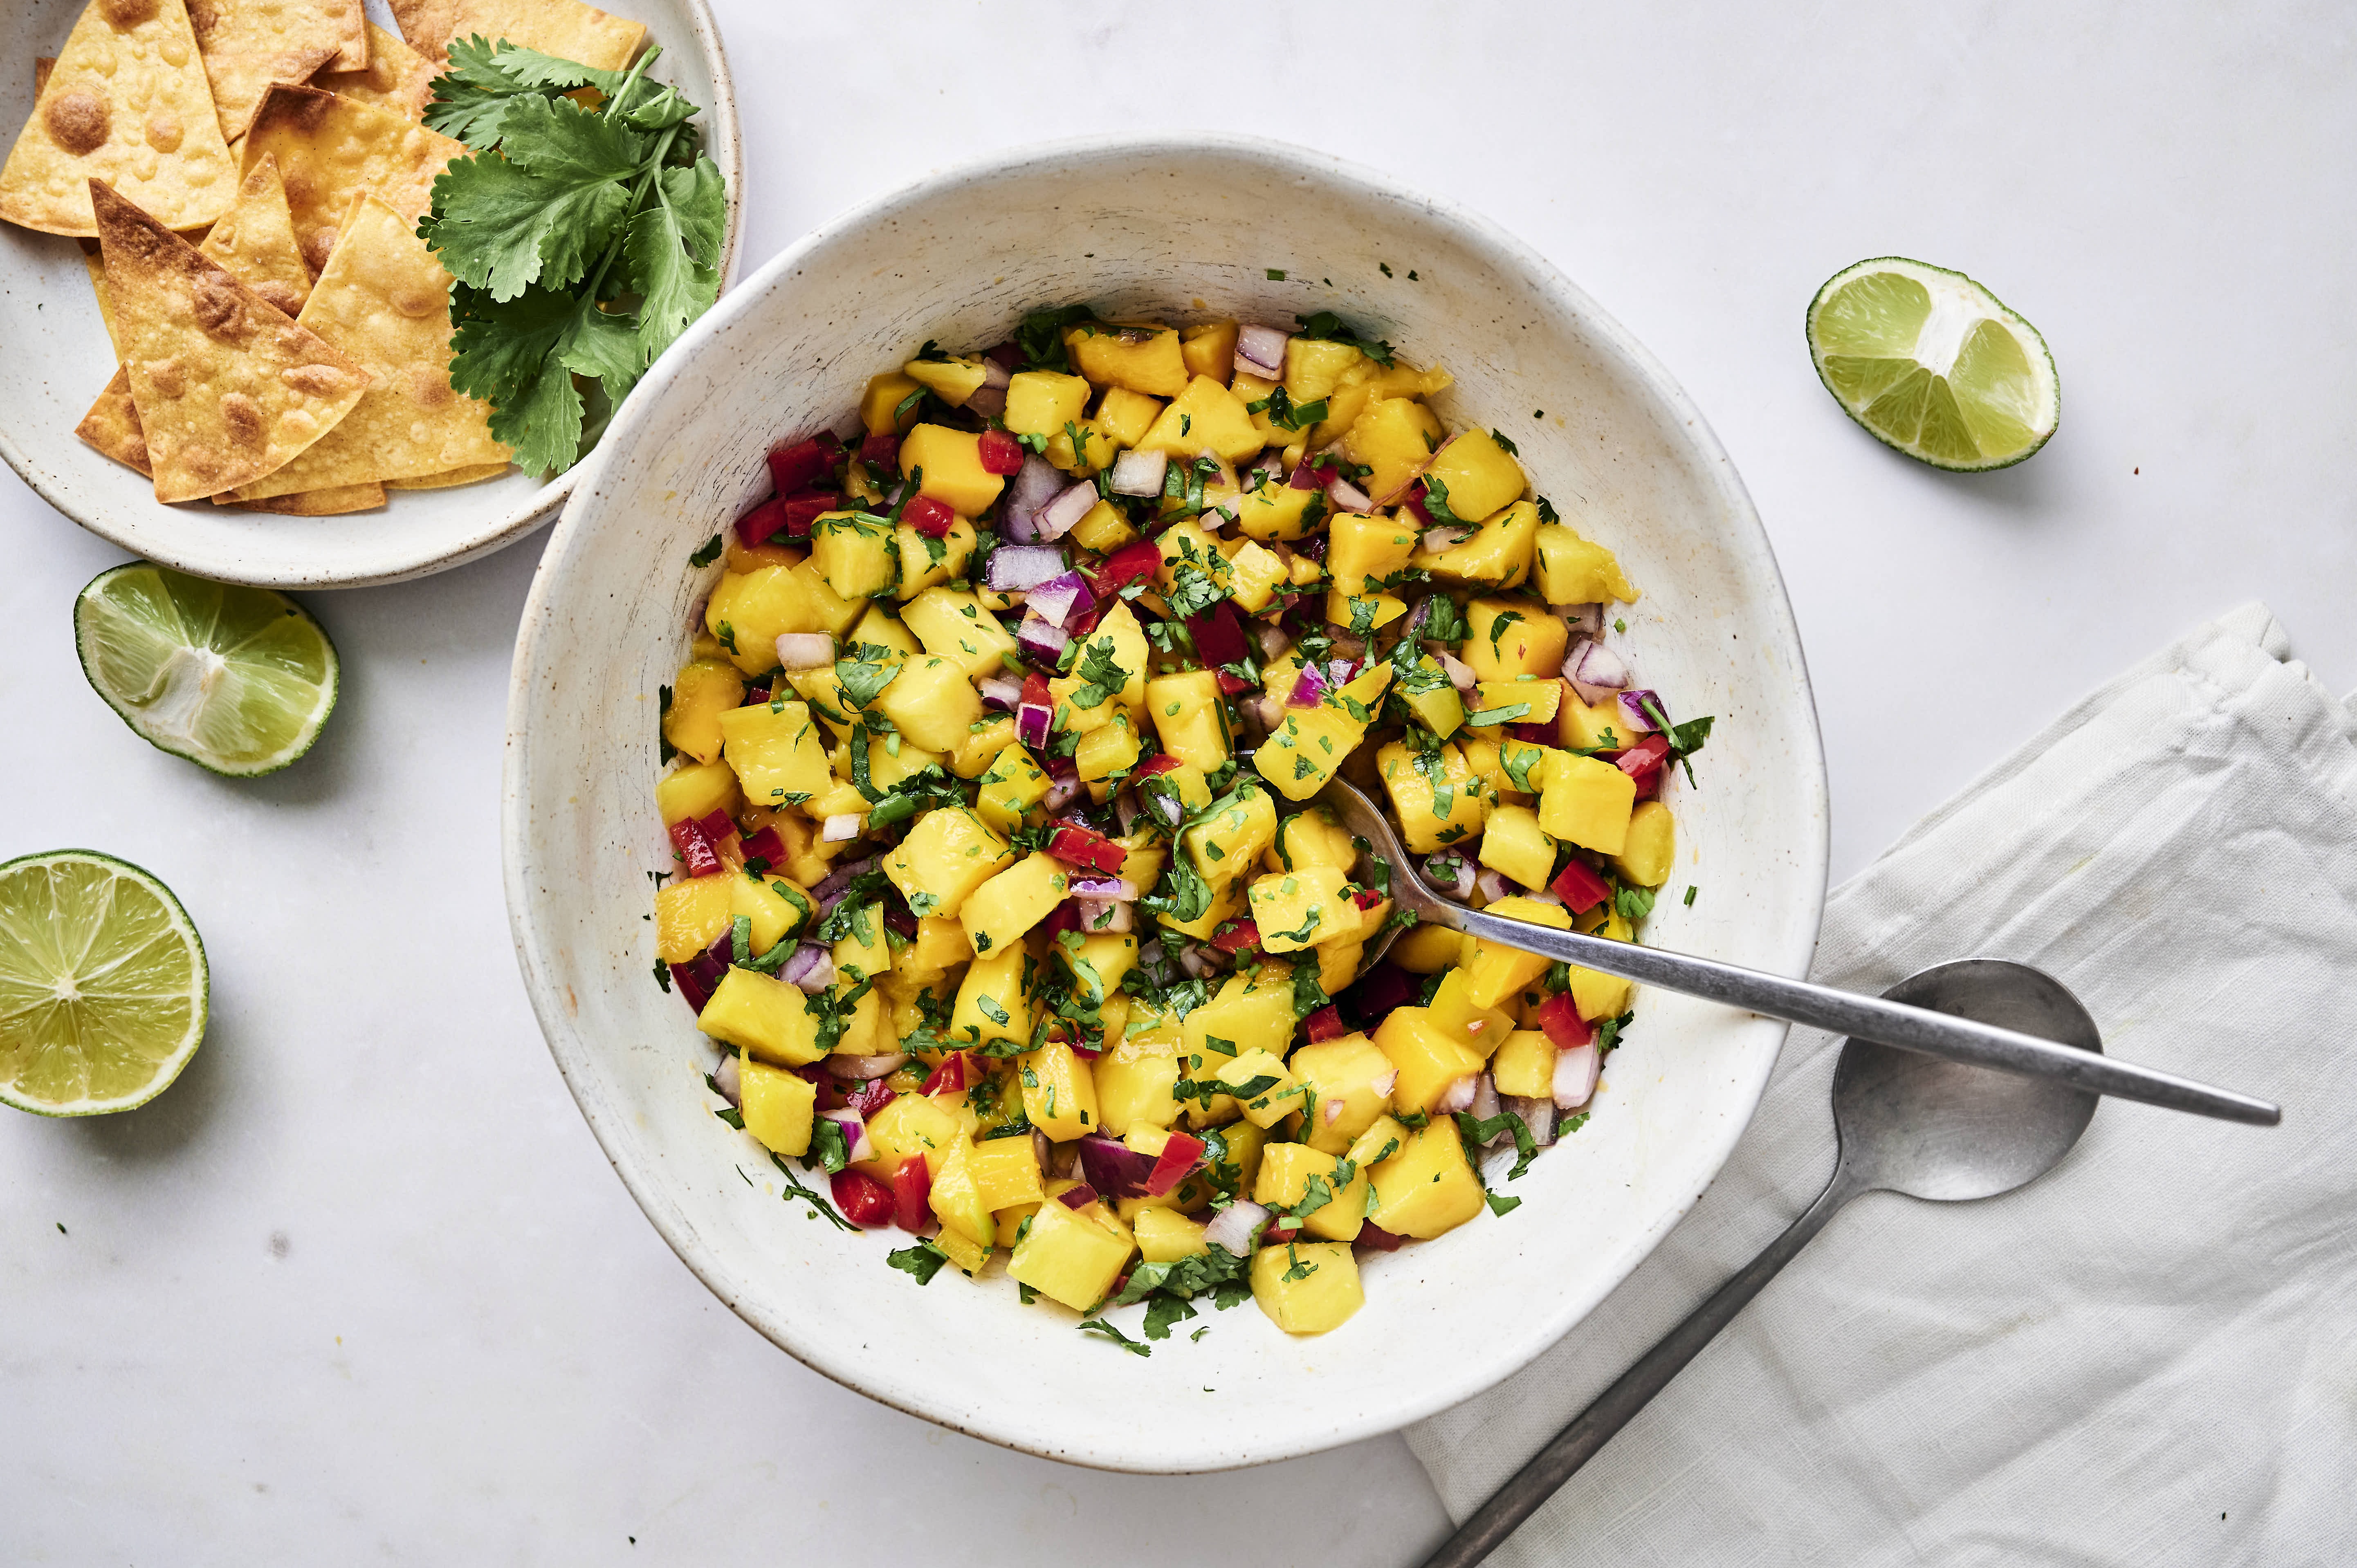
[505,134,1829,1473]
[0,0,740,588]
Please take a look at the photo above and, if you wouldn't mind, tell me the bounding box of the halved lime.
[0,850,208,1116]
[74,563,338,776]
[1807,257,2059,471]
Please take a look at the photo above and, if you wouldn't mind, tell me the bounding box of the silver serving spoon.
[1419,960,2103,1568]
[1318,779,2280,1125]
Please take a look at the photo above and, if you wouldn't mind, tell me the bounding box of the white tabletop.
[4,5,2348,1561]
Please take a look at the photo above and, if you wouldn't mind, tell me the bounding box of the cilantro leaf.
[626,158,724,363]
[1077,1317,1152,1356]
[887,1242,948,1283]
[423,95,644,301]
[1294,310,1396,366]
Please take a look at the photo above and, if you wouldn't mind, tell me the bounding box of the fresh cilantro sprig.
[422,39,726,476]
[1294,310,1396,366]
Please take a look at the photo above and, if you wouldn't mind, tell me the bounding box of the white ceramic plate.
[505,134,1830,1473]
[0,0,741,588]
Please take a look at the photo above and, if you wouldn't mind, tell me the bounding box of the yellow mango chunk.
[662,658,744,764]
[961,852,1069,957]
[1539,751,1638,854]
[1019,1038,1102,1141]
[1343,397,1445,503]
[1095,385,1163,446]
[1414,499,1542,589]
[1376,739,1485,854]
[810,511,898,601]
[1479,803,1557,892]
[656,759,740,825]
[738,1056,816,1156]
[968,1134,1046,1211]
[1491,1029,1555,1099]
[1534,523,1639,606]
[1615,800,1675,888]
[1147,669,1231,771]
[1465,597,1568,682]
[900,586,1019,679]
[1421,427,1527,521]
[882,805,1012,920]
[1005,370,1090,437]
[904,355,988,406]
[853,1093,965,1181]
[1461,895,1575,1010]
[1251,1241,1363,1333]
[1136,375,1266,462]
[871,653,983,752]
[861,371,923,435]
[1008,1195,1133,1311]
[950,947,1031,1050]
[698,968,824,1066]
[1134,1205,1208,1263]
[655,875,732,963]
[1367,1125,1484,1239]
[1214,1048,1305,1128]
[1248,864,1352,953]
[718,701,833,810]
[1373,1007,1484,1115]
[974,743,1051,834]
[1069,322,1189,397]
[1178,321,1239,382]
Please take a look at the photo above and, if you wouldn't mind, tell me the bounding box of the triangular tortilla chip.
[185,0,350,143]
[228,480,383,514]
[384,461,510,489]
[81,242,122,351]
[229,193,509,499]
[194,152,310,316]
[314,23,435,122]
[389,0,646,71]
[34,58,55,94]
[321,0,366,71]
[90,179,369,502]
[76,368,150,474]
[0,0,239,235]
[241,83,465,274]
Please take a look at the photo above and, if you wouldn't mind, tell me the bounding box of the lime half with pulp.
[1807,257,2059,471]
[74,562,338,777]
[0,850,208,1116]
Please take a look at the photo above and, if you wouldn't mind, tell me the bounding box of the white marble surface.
[4,4,2350,1562]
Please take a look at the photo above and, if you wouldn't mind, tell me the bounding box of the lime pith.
[0,850,208,1117]
[73,562,339,778]
[1806,257,2059,471]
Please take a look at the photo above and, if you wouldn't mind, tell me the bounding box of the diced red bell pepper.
[1020,671,1052,711]
[765,435,839,496]
[976,427,1025,475]
[735,494,790,547]
[858,432,900,470]
[831,1169,895,1228]
[1535,992,1596,1050]
[741,684,770,707]
[1144,1131,1206,1196]
[1304,1005,1348,1043]
[1350,887,1385,911]
[1132,753,1182,778]
[1402,482,1436,527]
[668,962,714,1012]
[845,1078,896,1119]
[920,1052,972,1096]
[1069,1039,1101,1061]
[737,826,787,870]
[1046,821,1127,874]
[1510,722,1557,747]
[1215,669,1253,696]
[1356,1222,1405,1253]
[1040,900,1082,938]
[1614,732,1673,796]
[774,492,840,541]
[903,494,957,538]
[1093,538,1164,594]
[983,342,1023,370]
[667,817,723,879]
[882,904,918,939]
[1066,601,1106,639]
[891,1156,933,1232]
[697,808,735,843]
[1550,859,1613,915]
[1264,1215,1302,1244]
[1185,601,1249,668]
[1210,919,1262,956]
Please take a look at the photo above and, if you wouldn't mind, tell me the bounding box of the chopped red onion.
[1067,875,1138,902]
[773,632,835,672]
[818,1107,875,1163]
[1203,1199,1268,1256]
[1015,614,1070,666]
[1256,623,1293,661]
[1032,1129,1053,1173]
[823,813,863,843]
[980,358,1012,391]
[1042,775,1082,812]
[826,1052,909,1081]
[1553,1041,1601,1110]
[1235,324,1288,377]
[1001,455,1064,541]
[712,1051,742,1106]
[1176,944,1219,980]
[1423,525,1477,554]
[1437,649,1477,692]
[1475,868,1510,903]
[1077,1134,1158,1198]
[1523,888,1565,908]
[966,386,1007,420]
[813,857,877,904]
[1327,474,1374,513]
[1437,1075,1479,1115]
[1075,898,1133,933]
[1017,700,1053,750]
[1618,690,1663,733]
[1027,571,1096,629]
[1469,1073,1503,1134]
[1371,1068,1399,1098]
[1253,694,1286,730]
[1036,483,1098,541]
[1113,792,1142,835]
[1424,853,1475,900]
[984,543,1069,592]
[1150,792,1185,829]
[1058,1183,1100,1211]
[1288,664,1329,708]
[977,674,1023,711]
[1565,640,1630,704]
[1109,448,1168,496]
[1556,602,1604,638]
[1503,1095,1558,1146]
[781,942,836,993]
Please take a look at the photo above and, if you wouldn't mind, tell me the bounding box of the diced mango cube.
[1069,323,1189,397]
[871,653,983,752]
[1247,864,1352,953]
[904,355,988,406]
[655,874,733,963]
[1008,1195,1134,1311]
[900,586,1019,679]
[1250,1241,1363,1333]
[1214,1048,1304,1128]
[1134,1205,1208,1263]
[961,851,1069,956]
[1005,370,1091,437]
[1539,751,1638,854]
[1461,895,1574,1009]
[738,1056,815,1156]
[883,805,1012,920]
[950,948,1031,1050]
[1479,803,1557,892]
[1534,523,1639,606]
[1367,1125,1485,1239]
[698,968,824,1066]
[1421,428,1526,521]
[1615,800,1675,888]
[1491,1029,1555,1099]
[1414,500,1542,589]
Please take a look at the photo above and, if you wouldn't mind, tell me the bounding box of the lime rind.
[1807,256,2059,472]
[0,849,208,1117]
[73,563,340,778]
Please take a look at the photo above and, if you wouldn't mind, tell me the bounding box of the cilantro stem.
[572,123,681,316]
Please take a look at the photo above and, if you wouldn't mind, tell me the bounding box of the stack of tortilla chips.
[0,0,648,515]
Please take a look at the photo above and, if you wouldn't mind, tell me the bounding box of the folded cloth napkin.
[1405,603,2357,1566]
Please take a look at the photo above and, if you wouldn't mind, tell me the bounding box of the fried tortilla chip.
[314,23,435,122]
[322,0,366,71]
[76,368,151,474]
[90,179,369,502]
[384,461,510,489]
[194,152,310,315]
[242,83,465,275]
[229,193,508,499]
[388,0,646,71]
[185,0,351,142]
[229,480,383,514]
[81,243,123,350]
[0,0,239,235]
[34,58,55,94]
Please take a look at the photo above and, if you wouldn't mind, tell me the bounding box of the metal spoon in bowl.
[1317,779,2280,1126]
[1418,960,2103,1568]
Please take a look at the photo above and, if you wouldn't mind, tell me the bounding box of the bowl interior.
[507,135,1827,1472]
[0,0,739,588]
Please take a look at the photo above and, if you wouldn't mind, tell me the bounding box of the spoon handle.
[1417,1171,1861,1568]
[1445,907,2279,1126]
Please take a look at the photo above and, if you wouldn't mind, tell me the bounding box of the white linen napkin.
[1404,603,2357,1566]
